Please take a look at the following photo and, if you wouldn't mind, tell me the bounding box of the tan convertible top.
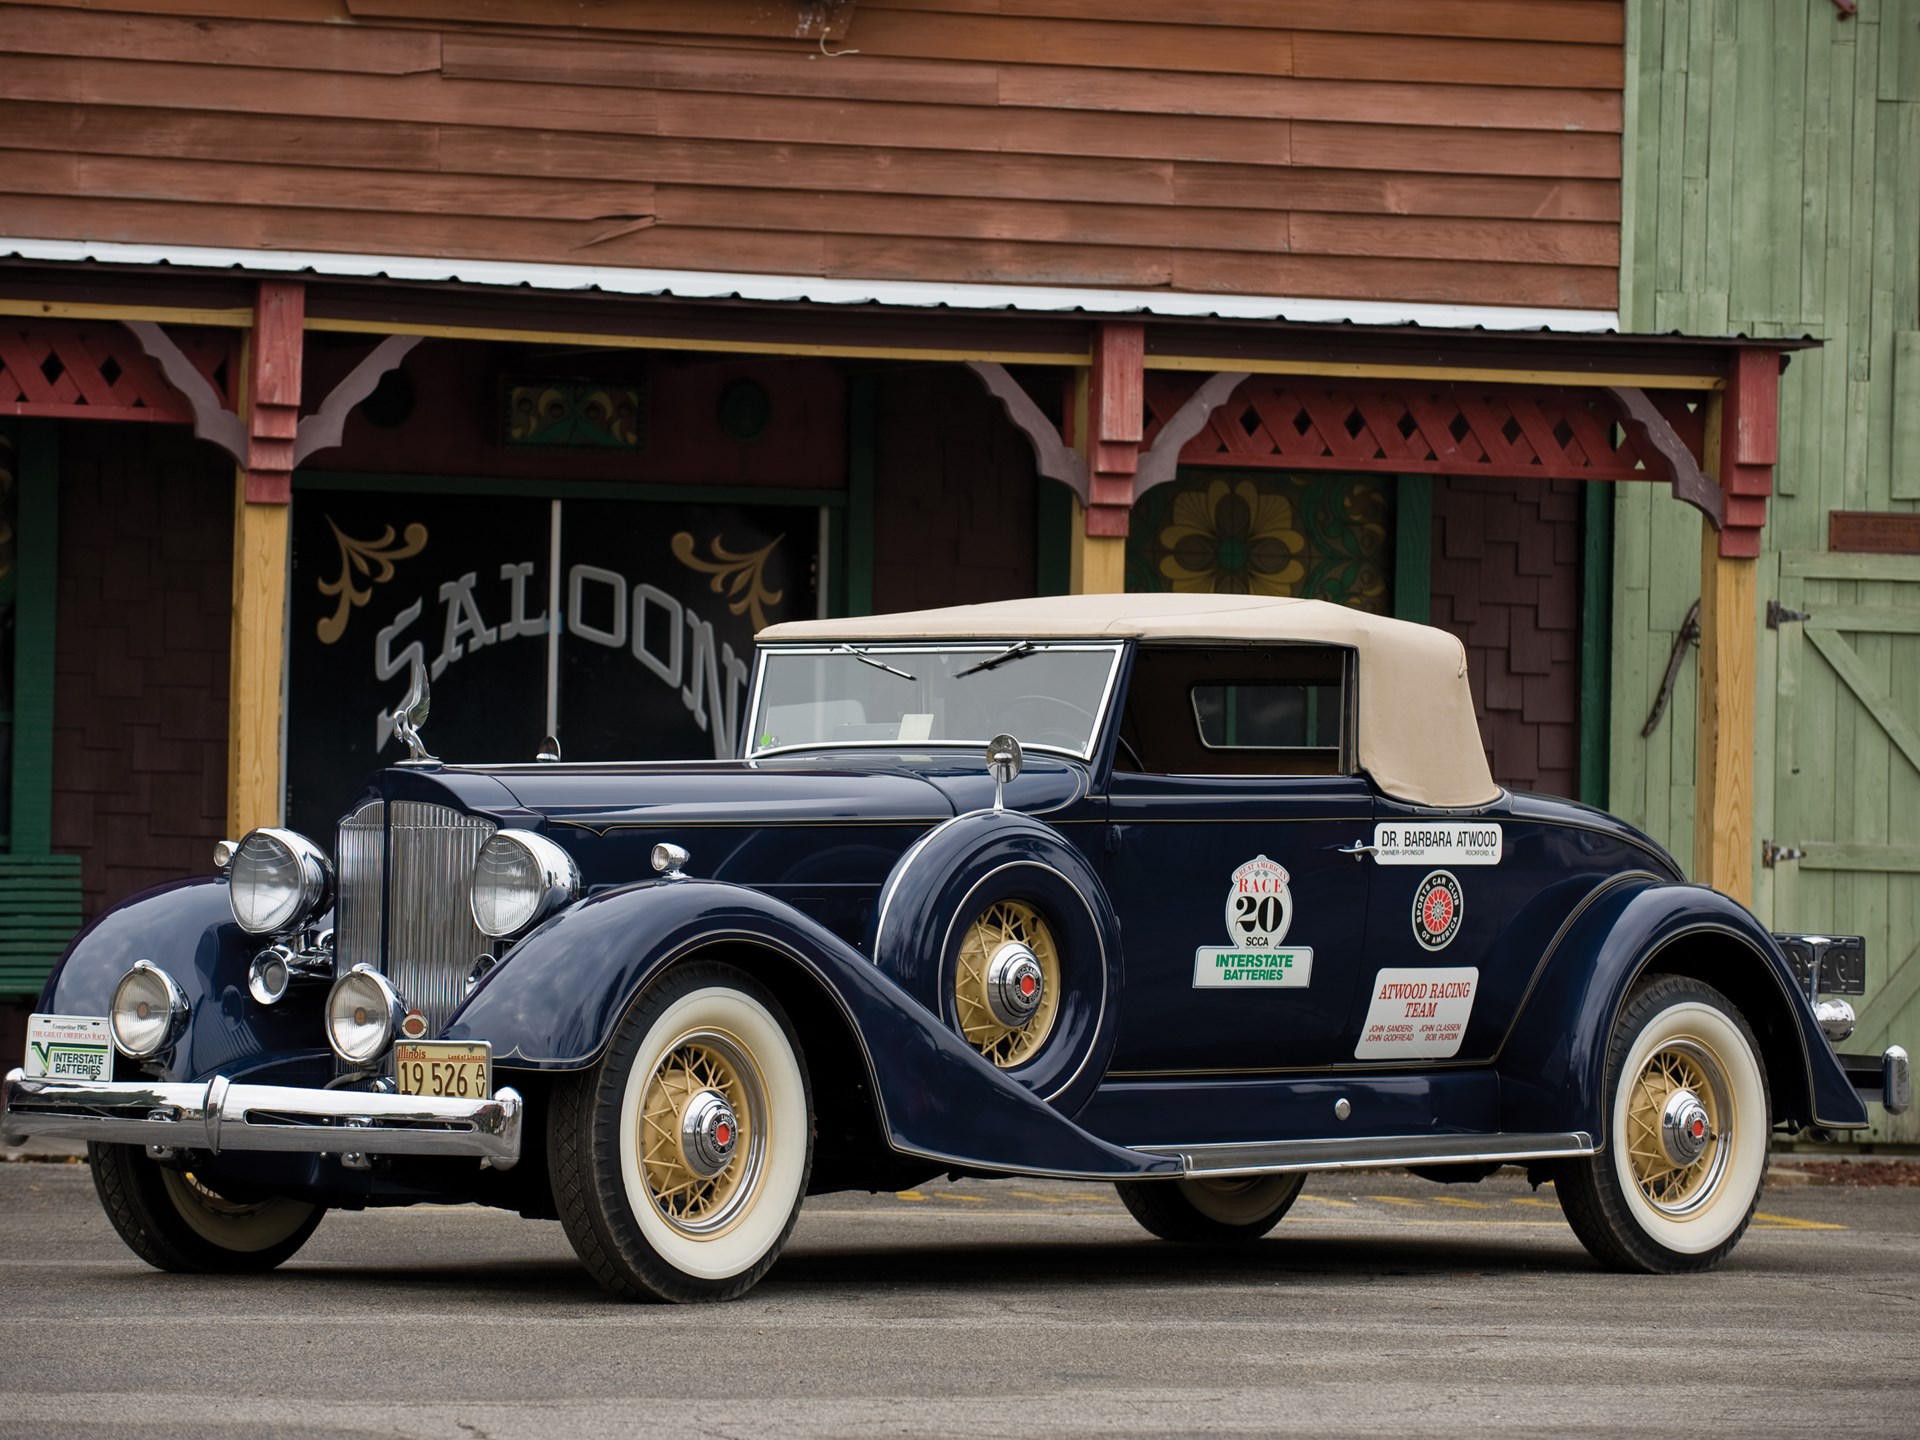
[759,595,1499,809]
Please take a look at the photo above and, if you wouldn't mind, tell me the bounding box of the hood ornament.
[393,660,437,763]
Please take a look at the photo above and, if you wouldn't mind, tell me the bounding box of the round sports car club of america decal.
[1192,854,1314,988]
[1411,870,1464,951]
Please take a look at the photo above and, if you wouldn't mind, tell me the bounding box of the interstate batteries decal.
[1354,968,1479,1059]
[25,1014,111,1082]
[1371,822,1501,866]
[1193,854,1314,988]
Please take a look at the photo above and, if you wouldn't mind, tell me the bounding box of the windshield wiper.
[955,641,1035,678]
[833,644,916,681]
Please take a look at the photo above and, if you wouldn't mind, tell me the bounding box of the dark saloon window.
[1119,645,1351,777]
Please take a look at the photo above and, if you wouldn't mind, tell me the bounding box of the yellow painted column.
[1065,361,1129,595]
[227,479,290,838]
[1692,389,1757,905]
[1069,502,1127,594]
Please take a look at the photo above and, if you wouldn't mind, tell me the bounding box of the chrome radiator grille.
[389,802,497,1035]
[335,800,385,975]
[334,799,496,1037]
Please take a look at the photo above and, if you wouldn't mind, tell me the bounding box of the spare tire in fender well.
[869,810,1122,1117]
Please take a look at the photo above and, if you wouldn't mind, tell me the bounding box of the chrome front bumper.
[1,1068,522,1170]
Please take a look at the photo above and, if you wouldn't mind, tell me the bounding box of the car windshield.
[747,642,1123,759]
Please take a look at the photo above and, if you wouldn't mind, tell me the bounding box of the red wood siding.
[0,0,1621,310]
[51,423,231,916]
[1429,476,1582,799]
[871,365,1038,612]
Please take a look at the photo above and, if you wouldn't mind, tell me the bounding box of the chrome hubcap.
[679,1088,740,1179]
[1660,1089,1712,1167]
[985,942,1045,1028]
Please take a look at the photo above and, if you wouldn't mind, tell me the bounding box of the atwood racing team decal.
[1355,967,1479,1059]
[1193,854,1314,989]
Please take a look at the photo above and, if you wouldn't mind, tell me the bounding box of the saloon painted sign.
[286,488,819,837]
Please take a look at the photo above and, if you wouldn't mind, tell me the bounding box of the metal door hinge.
[1766,601,1812,629]
[1761,841,1805,868]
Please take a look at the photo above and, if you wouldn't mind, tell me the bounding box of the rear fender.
[1498,878,1868,1134]
[35,877,332,1085]
[446,879,1173,1180]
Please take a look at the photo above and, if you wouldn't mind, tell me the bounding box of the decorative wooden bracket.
[1605,384,1725,531]
[967,328,1244,538]
[125,281,421,503]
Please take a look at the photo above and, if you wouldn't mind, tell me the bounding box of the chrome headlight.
[228,828,333,936]
[470,830,580,939]
[326,965,405,1066]
[110,960,189,1059]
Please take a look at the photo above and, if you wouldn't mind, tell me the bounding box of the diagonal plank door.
[1774,552,1920,1142]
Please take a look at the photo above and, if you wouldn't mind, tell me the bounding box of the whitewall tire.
[1115,1173,1306,1242]
[551,961,813,1302]
[1555,974,1769,1273]
[89,1143,324,1273]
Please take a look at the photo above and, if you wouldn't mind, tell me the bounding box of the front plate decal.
[1193,854,1313,988]
[1373,822,1501,866]
[25,1014,111,1082]
[1354,968,1479,1059]
[1411,870,1464,951]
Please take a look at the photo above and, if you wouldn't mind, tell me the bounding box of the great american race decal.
[1354,967,1479,1059]
[24,1014,112,1083]
[1192,854,1314,989]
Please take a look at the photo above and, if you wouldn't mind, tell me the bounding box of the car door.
[1101,645,1375,1074]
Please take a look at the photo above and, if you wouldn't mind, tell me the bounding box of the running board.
[1134,1131,1595,1179]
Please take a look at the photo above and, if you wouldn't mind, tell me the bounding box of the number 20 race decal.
[1354,968,1479,1059]
[1193,854,1313,988]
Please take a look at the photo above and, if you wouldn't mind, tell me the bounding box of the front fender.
[446,879,1174,1180]
[37,877,332,1085]
[1498,877,1869,1135]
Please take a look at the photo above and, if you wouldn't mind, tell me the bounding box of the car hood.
[376,750,1089,833]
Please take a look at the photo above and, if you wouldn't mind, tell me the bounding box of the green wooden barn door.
[1771,552,1920,1144]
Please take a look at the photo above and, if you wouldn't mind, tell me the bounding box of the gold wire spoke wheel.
[156,1168,321,1253]
[954,899,1061,1067]
[636,1029,766,1237]
[1622,1038,1731,1216]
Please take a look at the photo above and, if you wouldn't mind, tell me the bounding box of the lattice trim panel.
[1143,375,1706,484]
[0,322,235,423]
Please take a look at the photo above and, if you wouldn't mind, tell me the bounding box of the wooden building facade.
[0,0,1799,1070]
[1612,0,1919,1143]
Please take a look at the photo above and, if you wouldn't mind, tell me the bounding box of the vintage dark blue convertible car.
[4,595,1909,1301]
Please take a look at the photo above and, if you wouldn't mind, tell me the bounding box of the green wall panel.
[1618,0,1920,1141]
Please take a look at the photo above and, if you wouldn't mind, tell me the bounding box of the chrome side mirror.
[987,733,1023,811]
[536,734,562,763]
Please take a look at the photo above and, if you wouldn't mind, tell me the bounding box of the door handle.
[1333,840,1378,862]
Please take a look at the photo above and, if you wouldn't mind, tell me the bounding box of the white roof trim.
[0,237,1620,334]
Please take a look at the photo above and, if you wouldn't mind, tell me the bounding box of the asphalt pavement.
[1,1157,1915,1438]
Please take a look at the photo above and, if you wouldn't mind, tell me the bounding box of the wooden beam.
[0,298,254,328]
[1145,355,1725,390]
[227,464,290,837]
[1692,390,1755,904]
[1065,366,1126,593]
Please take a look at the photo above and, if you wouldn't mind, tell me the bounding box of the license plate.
[26,1014,112,1082]
[394,1041,492,1100]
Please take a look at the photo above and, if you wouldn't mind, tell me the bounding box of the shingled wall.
[1429,476,1583,800]
[52,424,231,917]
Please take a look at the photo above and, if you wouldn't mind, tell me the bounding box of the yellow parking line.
[1007,1189,1076,1205]
[1751,1211,1846,1231]
[1433,1196,1490,1209]
[894,1190,928,1203]
[1296,1194,1355,1208]
[933,1192,990,1204]
[1367,1194,1425,1207]
[1510,1196,1560,1209]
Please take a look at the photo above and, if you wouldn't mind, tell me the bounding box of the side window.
[1120,645,1351,777]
